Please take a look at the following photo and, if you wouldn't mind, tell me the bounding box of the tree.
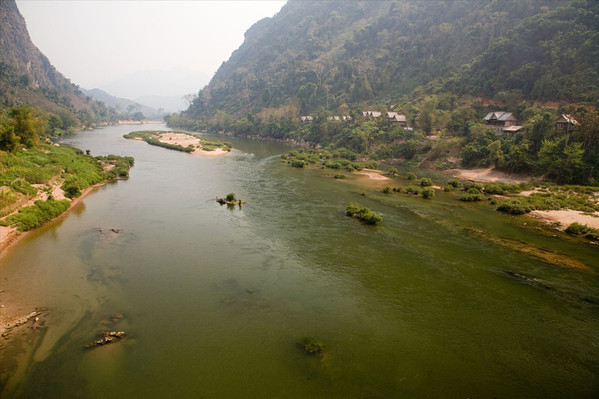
[537,139,586,184]
[8,105,47,148]
[0,123,19,152]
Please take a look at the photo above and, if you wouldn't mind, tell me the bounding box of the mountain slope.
[0,0,115,126]
[183,0,598,120]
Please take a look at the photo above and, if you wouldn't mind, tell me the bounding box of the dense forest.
[168,0,599,184]
[179,0,598,119]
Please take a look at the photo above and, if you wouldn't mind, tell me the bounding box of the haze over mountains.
[92,66,210,113]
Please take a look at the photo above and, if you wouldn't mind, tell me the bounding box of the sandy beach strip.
[528,210,599,230]
[156,132,229,157]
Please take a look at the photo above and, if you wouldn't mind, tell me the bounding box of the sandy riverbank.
[446,167,599,231]
[156,132,229,157]
[355,169,390,181]
[528,210,599,230]
[446,166,532,183]
[0,181,106,257]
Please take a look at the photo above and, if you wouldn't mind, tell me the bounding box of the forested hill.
[183,0,598,120]
[0,0,117,127]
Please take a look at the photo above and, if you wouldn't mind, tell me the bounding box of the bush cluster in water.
[565,222,599,240]
[345,203,382,225]
[283,148,377,172]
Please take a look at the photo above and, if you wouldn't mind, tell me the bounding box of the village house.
[556,114,578,132]
[327,115,352,121]
[385,112,408,127]
[484,111,522,134]
[362,111,382,118]
[300,115,313,123]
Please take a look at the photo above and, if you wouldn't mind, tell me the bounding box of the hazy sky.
[16,1,286,98]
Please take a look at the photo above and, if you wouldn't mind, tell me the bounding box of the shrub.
[291,160,305,168]
[463,182,484,192]
[405,185,421,195]
[407,172,417,180]
[564,223,599,240]
[419,177,433,187]
[345,203,382,225]
[225,193,237,202]
[483,183,505,195]
[447,179,461,188]
[496,199,533,214]
[458,192,484,201]
[421,187,435,199]
[6,199,70,231]
[297,337,325,355]
[382,186,392,194]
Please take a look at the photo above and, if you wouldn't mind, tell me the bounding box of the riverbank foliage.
[494,186,599,215]
[565,223,599,241]
[0,105,134,229]
[2,199,70,231]
[282,148,377,172]
[124,131,195,153]
[345,203,382,225]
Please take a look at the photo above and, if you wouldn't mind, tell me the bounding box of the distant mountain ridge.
[80,88,169,119]
[183,0,598,120]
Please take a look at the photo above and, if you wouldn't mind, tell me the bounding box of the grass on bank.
[0,144,134,231]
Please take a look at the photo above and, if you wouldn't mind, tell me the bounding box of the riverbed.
[1,124,597,397]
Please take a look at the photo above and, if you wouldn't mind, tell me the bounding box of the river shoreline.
[0,181,110,340]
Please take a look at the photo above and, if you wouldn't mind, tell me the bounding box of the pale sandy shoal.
[356,169,390,181]
[446,167,531,183]
[156,132,228,157]
[528,210,599,230]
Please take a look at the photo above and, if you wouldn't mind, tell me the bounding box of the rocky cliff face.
[0,0,108,123]
[0,0,64,89]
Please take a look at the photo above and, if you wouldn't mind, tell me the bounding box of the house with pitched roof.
[484,111,522,134]
[556,114,578,132]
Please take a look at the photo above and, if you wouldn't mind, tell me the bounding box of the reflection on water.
[1,124,598,398]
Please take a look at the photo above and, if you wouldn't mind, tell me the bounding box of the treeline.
[169,95,599,184]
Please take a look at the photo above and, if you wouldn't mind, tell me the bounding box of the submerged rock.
[86,331,126,348]
[297,337,326,355]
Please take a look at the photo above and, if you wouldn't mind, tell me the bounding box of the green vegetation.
[124,131,195,153]
[297,337,325,355]
[495,186,599,215]
[0,105,134,231]
[2,199,70,231]
[202,140,232,152]
[421,187,435,199]
[283,148,377,173]
[124,131,231,153]
[216,193,244,206]
[167,0,598,187]
[345,203,382,225]
[175,1,597,122]
[565,223,599,240]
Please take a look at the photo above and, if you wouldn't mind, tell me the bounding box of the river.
[1,124,598,397]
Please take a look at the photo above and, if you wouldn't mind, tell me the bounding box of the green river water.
[1,124,598,398]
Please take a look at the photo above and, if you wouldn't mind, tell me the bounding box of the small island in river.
[124,131,232,156]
